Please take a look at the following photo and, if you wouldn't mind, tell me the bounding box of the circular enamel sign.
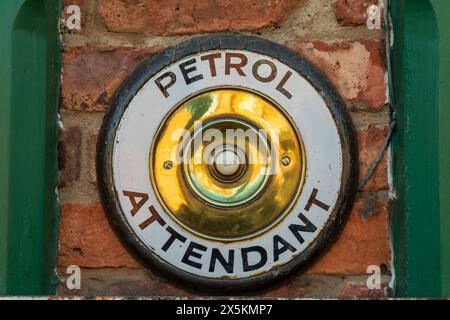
[97,34,358,290]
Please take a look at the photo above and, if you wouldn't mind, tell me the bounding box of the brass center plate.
[150,88,306,241]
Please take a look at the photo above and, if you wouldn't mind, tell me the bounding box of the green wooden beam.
[0,1,20,296]
[0,0,61,295]
[391,0,450,297]
[431,0,450,297]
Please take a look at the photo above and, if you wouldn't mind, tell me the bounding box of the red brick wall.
[58,0,391,298]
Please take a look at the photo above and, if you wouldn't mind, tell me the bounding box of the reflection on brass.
[151,88,306,241]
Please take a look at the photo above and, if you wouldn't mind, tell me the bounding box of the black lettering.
[122,190,148,216]
[201,53,222,77]
[241,246,267,272]
[305,188,330,212]
[273,235,296,261]
[161,226,187,252]
[288,212,317,244]
[139,206,166,230]
[181,242,207,269]
[252,59,277,83]
[179,58,204,85]
[209,248,234,273]
[155,71,176,98]
[225,53,247,76]
[276,70,293,99]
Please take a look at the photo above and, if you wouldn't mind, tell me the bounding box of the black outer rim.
[97,33,359,293]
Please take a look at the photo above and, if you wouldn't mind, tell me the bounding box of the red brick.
[358,125,389,191]
[308,194,390,275]
[88,134,97,186]
[334,0,382,26]
[287,40,387,111]
[57,268,193,297]
[262,283,311,298]
[338,283,387,299]
[61,46,159,112]
[59,126,82,187]
[58,203,140,268]
[98,0,299,35]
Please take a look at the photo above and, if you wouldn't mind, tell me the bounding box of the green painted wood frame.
[0,0,61,295]
[391,0,450,297]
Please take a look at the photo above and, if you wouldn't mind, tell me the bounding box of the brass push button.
[209,145,246,183]
[151,88,306,241]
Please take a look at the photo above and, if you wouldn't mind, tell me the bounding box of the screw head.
[163,161,173,170]
[281,156,291,167]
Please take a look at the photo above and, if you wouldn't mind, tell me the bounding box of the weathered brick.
[262,282,312,298]
[334,0,382,26]
[57,268,193,297]
[338,282,387,299]
[88,134,97,186]
[58,203,140,268]
[358,125,389,191]
[98,0,299,35]
[308,193,390,275]
[61,46,159,112]
[287,40,387,111]
[59,126,82,187]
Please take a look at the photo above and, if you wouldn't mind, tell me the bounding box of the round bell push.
[97,34,358,291]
